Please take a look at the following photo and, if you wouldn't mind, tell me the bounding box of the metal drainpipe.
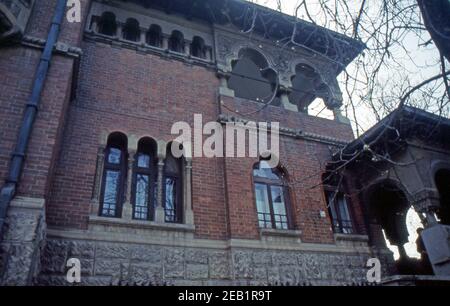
[0,0,68,238]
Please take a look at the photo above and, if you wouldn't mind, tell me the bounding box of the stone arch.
[168,30,185,53]
[122,18,140,42]
[287,59,343,109]
[227,47,279,104]
[288,63,332,112]
[146,24,163,47]
[97,11,117,36]
[221,43,277,74]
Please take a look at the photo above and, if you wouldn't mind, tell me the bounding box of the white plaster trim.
[334,233,369,242]
[9,196,45,210]
[88,215,195,232]
[46,227,372,254]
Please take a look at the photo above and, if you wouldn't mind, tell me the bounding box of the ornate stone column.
[90,17,98,33]
[217,70,235,97]
[279,87,298,112]
[91,147,105,215]
[122,151,135,220]
[140,29,146,45]
[115,22,123,40]
[162,35,169,50]
[184,41,190,56]
[155,159,165,223]
[155,140,167,223]
[333,107,351,124]
[412,188,440,227]
[184,158,194,225]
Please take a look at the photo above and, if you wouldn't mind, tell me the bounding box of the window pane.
[255,183,272,228]
[271,186,288,229]
[137,153,150,168]
[102,170,120,216]
[134,174,150,220]
[165,177,177,222]
[337,195,353,234]
[108,148,122,164]
[253,161,282,180]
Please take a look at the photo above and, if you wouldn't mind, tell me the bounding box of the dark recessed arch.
[97,12,117,36]
[289,63,330,112]
[228,48,279,104]
[123,18,140,42]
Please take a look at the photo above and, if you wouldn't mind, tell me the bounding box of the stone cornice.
[218,114,350,147]
[21,35,83,58]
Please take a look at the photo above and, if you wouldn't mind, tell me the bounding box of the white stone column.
[155,140,167,223]
[122,151,135,220]
[140,29,146,45]
[155,159,166,223]
[115,23,123,40]
[280,90,298,112]
[184,41,190,56]
[91,18,98,33]
[333,107,351,124]
[217,71,235,97]
[184,159,194,225]
[162,35,169,50]
[91,147,105,215]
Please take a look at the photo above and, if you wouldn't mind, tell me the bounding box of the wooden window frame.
[163,158,183,224]
[99,145,127,218]
[253,167,293,230]
[131,151,156,221]
[324,188,355,234]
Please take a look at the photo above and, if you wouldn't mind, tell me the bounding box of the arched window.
[100,132,127,218]
[163,145,183,223]
[325,191,354,234]
[98,12,117,36]
[191,36,206,59]
[228,48,278,104]
[168,30,185,53]
[123,18,140,42]
[146,24,162,47]
[289,64,329,112]
[253,160,291,230]
[132,138,157,220]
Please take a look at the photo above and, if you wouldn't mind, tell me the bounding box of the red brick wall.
[45,41,230,239]
[0,0,368,244]
[0,0,86,205]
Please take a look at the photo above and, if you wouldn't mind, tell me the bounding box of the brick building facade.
[0,0,409,285]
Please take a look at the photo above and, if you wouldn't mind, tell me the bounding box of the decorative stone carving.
[214,27,344,108]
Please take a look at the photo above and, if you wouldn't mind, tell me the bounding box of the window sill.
[334,233,369,248]
[260,228,302,238]
[334,233,369,242]
[88,215,195,233]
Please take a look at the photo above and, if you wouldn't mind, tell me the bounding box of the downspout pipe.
[0,0,68,238]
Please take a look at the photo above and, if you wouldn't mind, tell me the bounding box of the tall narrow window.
[132,138,157,220]
[191,36,206,59]
[253,160,291,230]
[163,145,183,223]
[123,18,140,42]
[99,132,127,218]
[146,24,162,47]
[98,12,117,36]
[168,30,184,53]
[326,191,354,234]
